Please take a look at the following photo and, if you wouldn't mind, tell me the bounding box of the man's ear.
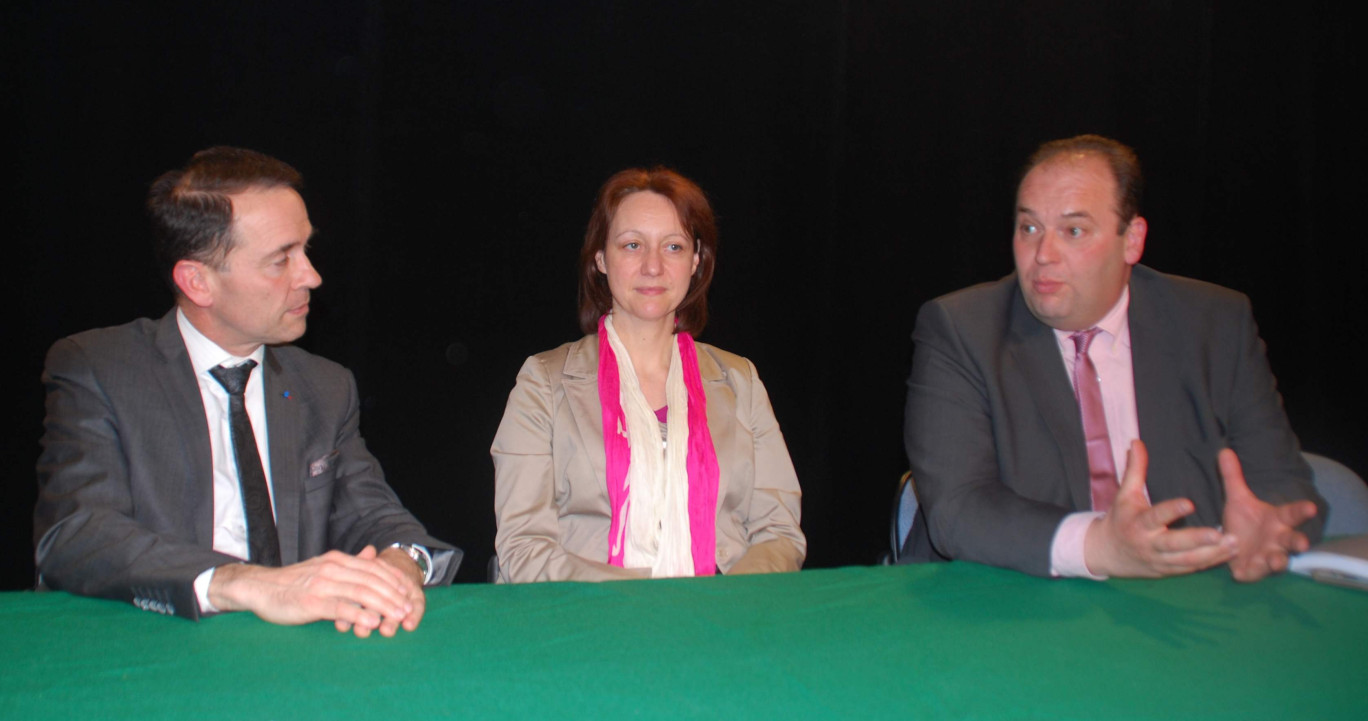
[1123,216,1147,266]
[172,260,214,308]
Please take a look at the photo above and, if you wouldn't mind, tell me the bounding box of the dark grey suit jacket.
[35,310,460,619]
[903,265,1325,575]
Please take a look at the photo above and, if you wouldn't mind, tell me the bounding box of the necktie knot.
[210,360,258,397]
[1070,328,1101,359]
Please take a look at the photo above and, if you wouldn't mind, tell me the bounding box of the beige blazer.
[492,335,805,583]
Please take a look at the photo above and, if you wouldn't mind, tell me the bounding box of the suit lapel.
[153,310,217,548]
[1004,290,1093,510]
[263,348,304,565]
[696,345,733,513]
[1128,267,1194,506]
[562,337,608,488]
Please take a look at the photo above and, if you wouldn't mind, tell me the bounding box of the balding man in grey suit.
[36,147,459,636]
[903,135,1323,581]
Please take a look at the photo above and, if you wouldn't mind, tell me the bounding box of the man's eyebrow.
[270,230,317,256]
[1061,211,1094,220]
[270,240,307,257]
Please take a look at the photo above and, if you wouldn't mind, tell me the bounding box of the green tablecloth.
[2,562,1364,719]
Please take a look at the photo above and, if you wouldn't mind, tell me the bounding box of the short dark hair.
[1023,134,1143,233]
[577,167,718,336]
[147,146,302,291]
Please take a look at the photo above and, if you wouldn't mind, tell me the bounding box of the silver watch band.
[388,543,433,584]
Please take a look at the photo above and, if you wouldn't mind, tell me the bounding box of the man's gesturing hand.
[1084,440,1238,578]
[1220,449,1317,582]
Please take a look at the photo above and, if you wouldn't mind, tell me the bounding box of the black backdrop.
[5,2,1363,588]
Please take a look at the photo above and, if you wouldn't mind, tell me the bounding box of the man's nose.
[297,254,323,288]
[1035,232,1062,264]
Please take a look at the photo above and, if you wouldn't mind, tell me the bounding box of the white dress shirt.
[178,310,273,610]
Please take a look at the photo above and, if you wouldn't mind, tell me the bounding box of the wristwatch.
[388,543,433,584]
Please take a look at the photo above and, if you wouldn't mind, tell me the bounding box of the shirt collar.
[1053,285,1132,352]
[176,308,266,375]
[1094,285,1131,348]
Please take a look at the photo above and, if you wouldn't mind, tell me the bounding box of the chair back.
[882,471,918,564]
[1305,452,1368,536]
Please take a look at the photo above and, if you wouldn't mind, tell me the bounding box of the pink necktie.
[1071,329,1118,512]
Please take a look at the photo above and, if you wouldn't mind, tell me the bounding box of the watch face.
[401,544,431,581]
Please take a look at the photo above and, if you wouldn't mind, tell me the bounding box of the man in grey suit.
[35,147,460,636]
[904,135,1323,580]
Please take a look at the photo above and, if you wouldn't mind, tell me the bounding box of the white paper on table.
[1289,534,1368,591]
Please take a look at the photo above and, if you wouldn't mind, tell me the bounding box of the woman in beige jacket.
[491,168,806,583]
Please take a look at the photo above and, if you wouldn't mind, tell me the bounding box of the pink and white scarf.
[598,314,718,576]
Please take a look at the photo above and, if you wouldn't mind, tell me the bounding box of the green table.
[2,563,1363,720]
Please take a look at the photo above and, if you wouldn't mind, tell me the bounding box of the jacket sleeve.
[723,358,806,575]
[316,368,462,585]
[1218,295,1326,542]
[34,337,234,620]
[491,355,646,583]
[905,299,1070,576]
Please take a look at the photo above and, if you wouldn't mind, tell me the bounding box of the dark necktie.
[209,360,282,566]
[1070,329,1119,512]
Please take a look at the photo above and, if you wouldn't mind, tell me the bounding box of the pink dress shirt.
[1048,288,1142,578]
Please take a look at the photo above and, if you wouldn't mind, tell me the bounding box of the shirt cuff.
[193,566,221,614]
[1050,511,1107,580]
[428,547,459,585]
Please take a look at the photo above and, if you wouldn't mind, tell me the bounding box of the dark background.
[4,2,1363,588]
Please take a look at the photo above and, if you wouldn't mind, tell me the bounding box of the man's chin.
[271,322,308,346]
[1022,293,1054,318]
[1023,298,1075,330]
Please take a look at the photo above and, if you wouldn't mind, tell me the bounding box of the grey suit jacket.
[903,265,1325,575]
[491,335,805,583]
[34,310,460,619]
